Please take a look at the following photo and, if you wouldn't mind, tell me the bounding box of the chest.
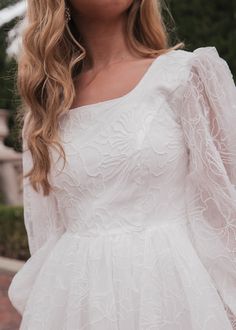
[70,58,157,109]
[53,97,189,191]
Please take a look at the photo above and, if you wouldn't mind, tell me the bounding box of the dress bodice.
[51,50,192,236]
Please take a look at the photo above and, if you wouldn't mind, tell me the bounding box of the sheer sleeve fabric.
[179,47,236,321]
[22,113,66,256]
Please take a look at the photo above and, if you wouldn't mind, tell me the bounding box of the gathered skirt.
[8,221,233,330]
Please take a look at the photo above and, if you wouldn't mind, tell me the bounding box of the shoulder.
[148,46,229,93]
[165,46,229,73]
[160,45,234,100]
[168,46,231,81]
[165,46,235,122]
[157,47,227,121]
[168,45,226,66]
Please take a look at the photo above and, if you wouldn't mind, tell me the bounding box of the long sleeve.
[8,114,66,315]
[178,47,236,322]
[22,114,66,256]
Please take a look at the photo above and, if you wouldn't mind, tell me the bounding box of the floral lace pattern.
[8,47,236,329]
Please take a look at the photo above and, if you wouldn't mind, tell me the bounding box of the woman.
[8,0,236,329]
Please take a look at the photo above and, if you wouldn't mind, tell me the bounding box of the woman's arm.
[22,113,66,256]
[179,47,236,322]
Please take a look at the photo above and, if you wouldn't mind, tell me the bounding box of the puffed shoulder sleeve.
[179,47,236,322]
[22,113,66,256]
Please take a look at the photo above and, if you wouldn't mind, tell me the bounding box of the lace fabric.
[176,46,236,321]
[7,46,236,329]
[22,115,66,256]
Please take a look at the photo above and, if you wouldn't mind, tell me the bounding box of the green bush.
[0,204,30,261]
[167,0,236,80]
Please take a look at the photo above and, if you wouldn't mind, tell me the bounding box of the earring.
[65,6,71,23]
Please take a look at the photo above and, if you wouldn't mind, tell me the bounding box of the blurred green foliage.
[0,0,20,110]
[0,204,30,260]
[167,0,236,79]
[0,0,22,152]
[0,0,19,9]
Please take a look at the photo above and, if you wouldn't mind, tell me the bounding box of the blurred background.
[0,0,235,329]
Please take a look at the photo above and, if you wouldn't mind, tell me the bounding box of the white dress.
[8,46,236,330]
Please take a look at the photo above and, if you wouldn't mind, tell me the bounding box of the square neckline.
[68,49,175,113]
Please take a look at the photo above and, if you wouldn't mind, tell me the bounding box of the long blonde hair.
[17,0,184,195]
